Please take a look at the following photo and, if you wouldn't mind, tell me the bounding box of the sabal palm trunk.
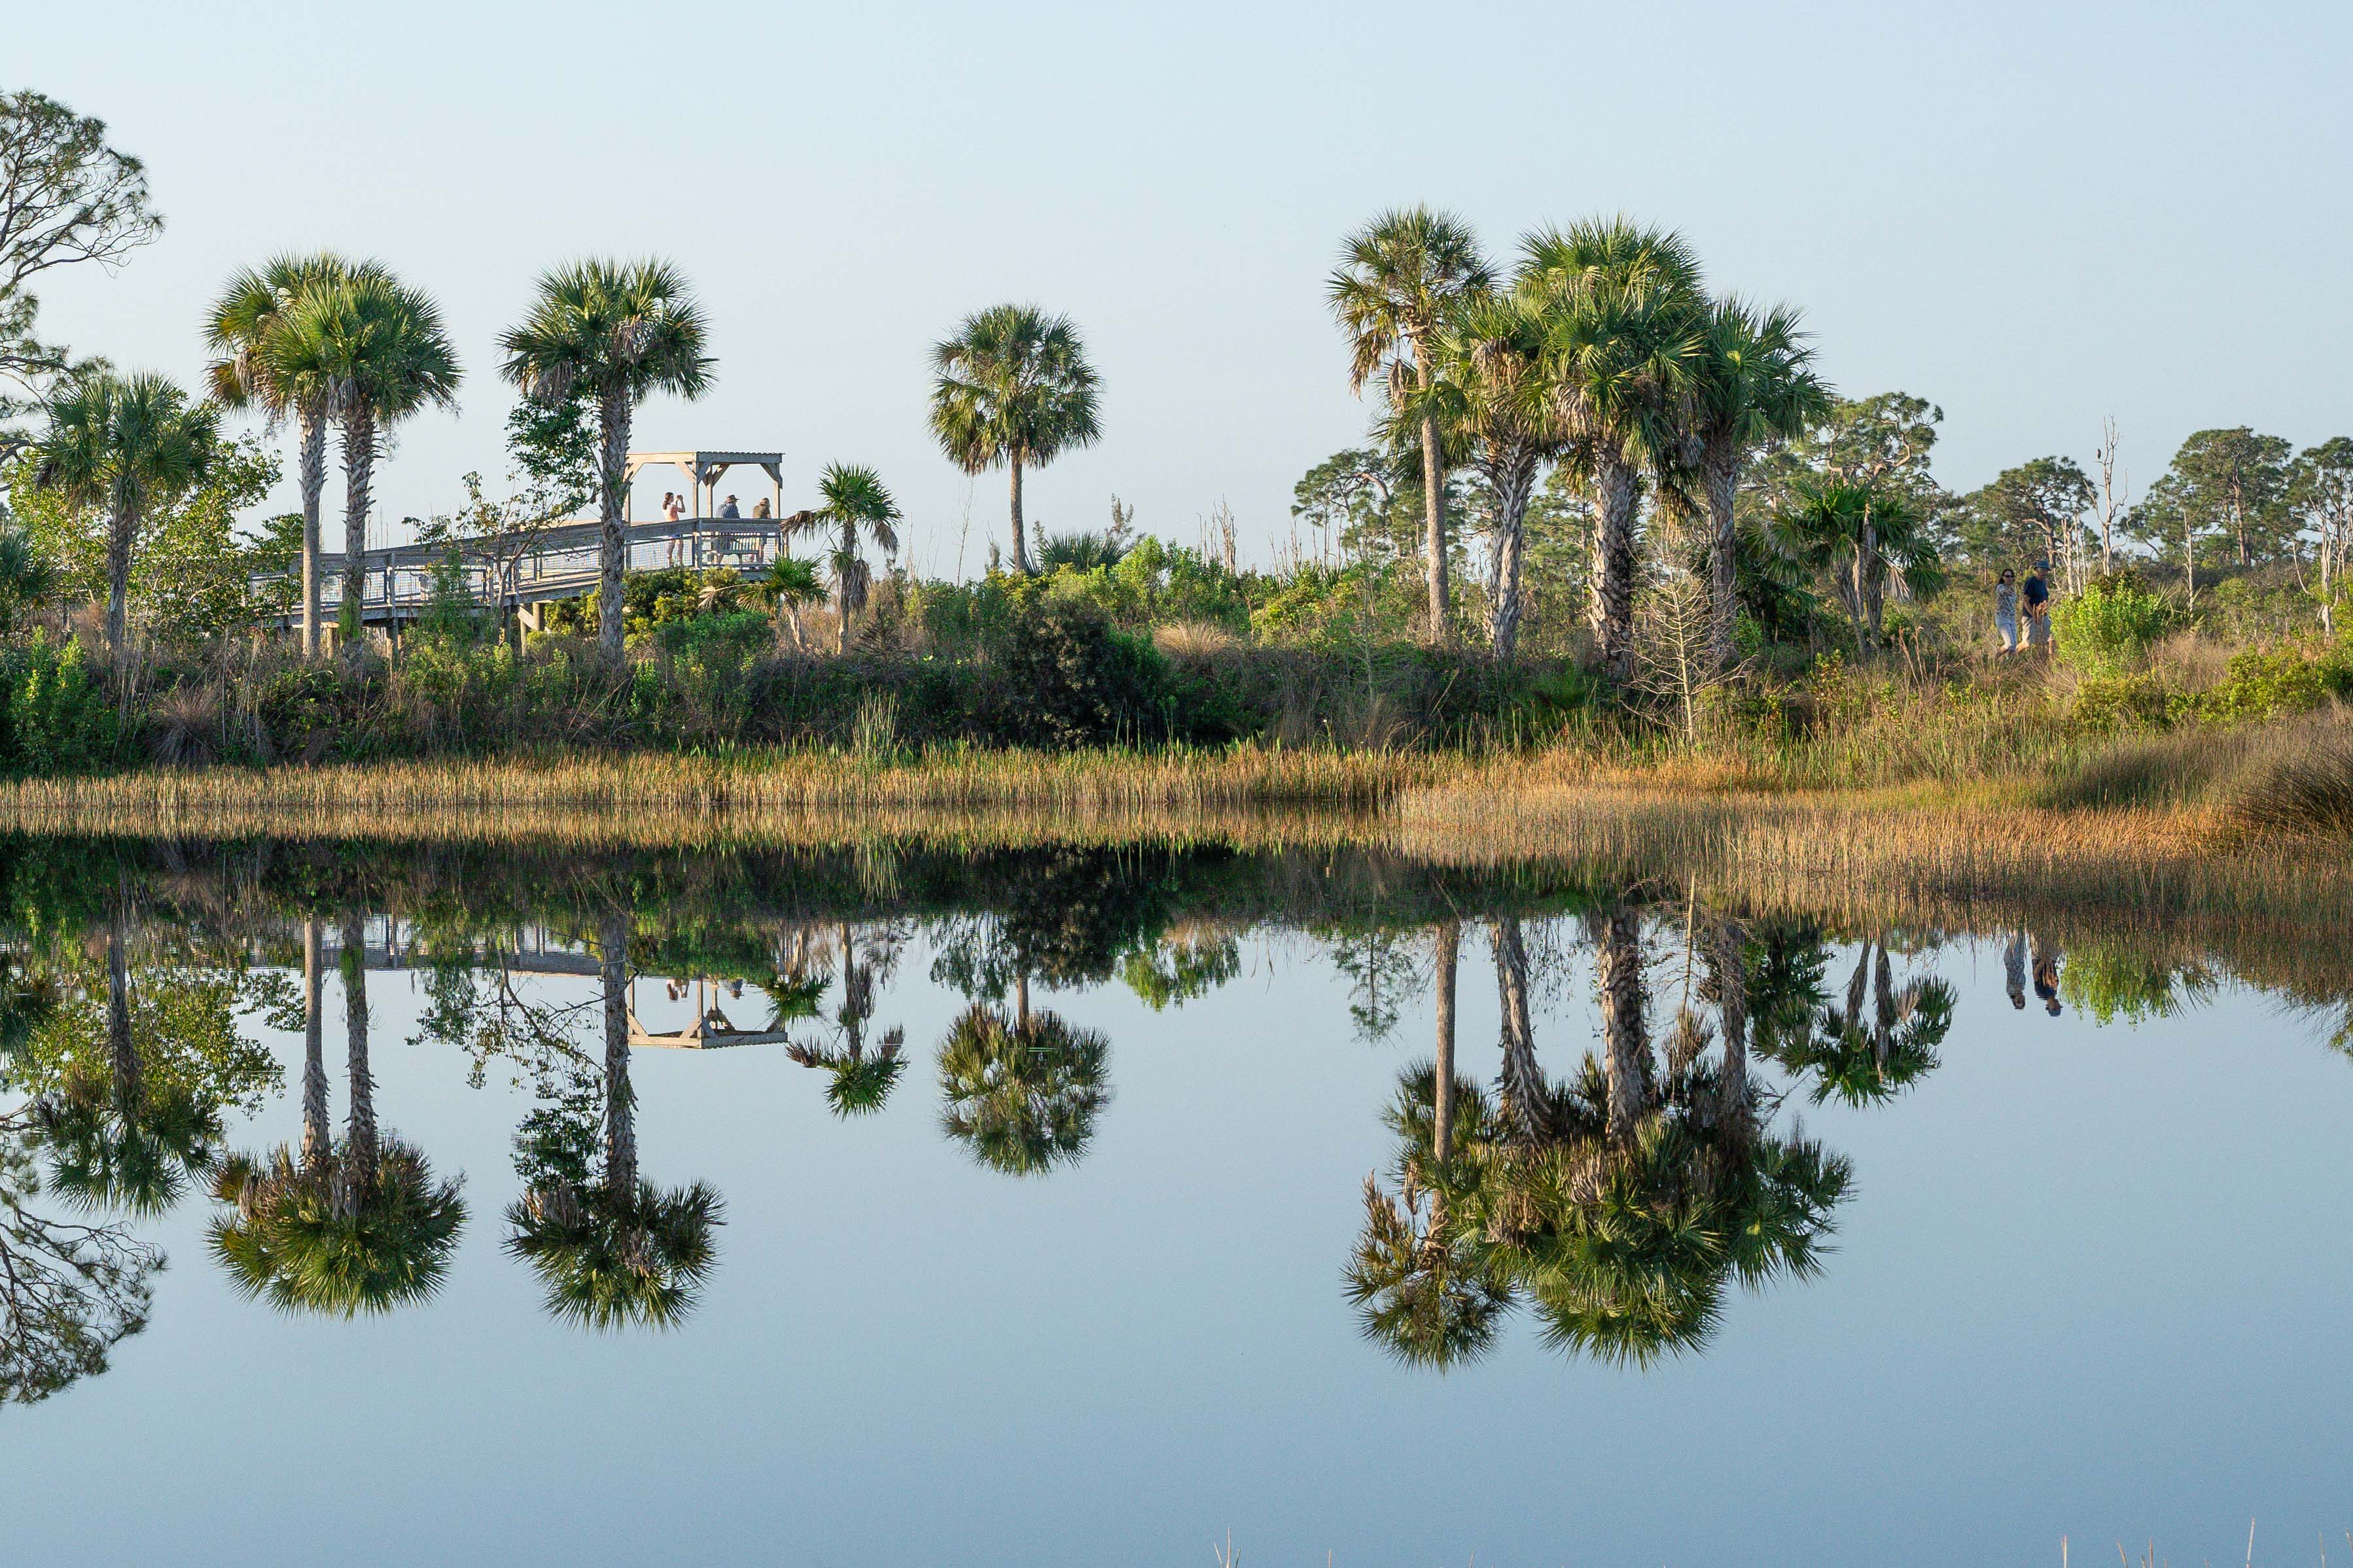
[1014,971,1031,1033]
[1420,408,1449,645]
[1708,917,1750,1140]
[340,912,376,1213]
[1486,445,1538,662]
[298,406,327,657]
[339,404,377,650]
[1007,456,1031,574]
[107,899,138,1113]
[301,916,329,1169]
[1857,507,1883,652]
[1596,907,1648,1143]
[104,500,137,690]
[597,391,632,661]
[600,909,637,1198]
[1493,917,1547,1147]
[837,520,856,656]
[1704,444,1742,673]
[1590,451,1641,680]
[1432,919,1458,1162]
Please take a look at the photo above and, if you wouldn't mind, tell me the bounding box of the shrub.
[0,636,116,774]
[2053,575,2176,676]
[2067,672,2176,734]
[989,596,1172,747]
[2199,648,2331,723]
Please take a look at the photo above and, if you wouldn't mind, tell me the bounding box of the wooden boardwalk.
[283,514,787,627]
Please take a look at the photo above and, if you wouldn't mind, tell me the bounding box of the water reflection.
[1,833,2349,1402]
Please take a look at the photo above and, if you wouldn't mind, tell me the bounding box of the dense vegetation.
[1,89,2350,802]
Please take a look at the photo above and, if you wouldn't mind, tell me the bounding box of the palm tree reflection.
[936,996,1110,1177]
[211,915,466,1317]
[504,909,721,1329]
[1349,908,1859,1370]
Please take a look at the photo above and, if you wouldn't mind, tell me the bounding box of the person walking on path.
[2023,560,2054,652]
[2004,928,2028,1009]
[1994,569,2021,653]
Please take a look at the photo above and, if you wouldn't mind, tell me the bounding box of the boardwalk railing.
[267,515,786,625]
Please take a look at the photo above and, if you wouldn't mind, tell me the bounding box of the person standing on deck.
[1994,568,2021,653]
[719,494,741,519]
[663,490,688,565]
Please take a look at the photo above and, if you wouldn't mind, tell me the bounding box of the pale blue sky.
[18,1,2353,567]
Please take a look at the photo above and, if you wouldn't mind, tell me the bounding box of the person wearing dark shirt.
[2022,561,2053,650]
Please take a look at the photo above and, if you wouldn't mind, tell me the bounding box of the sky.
[15,0,2353,570]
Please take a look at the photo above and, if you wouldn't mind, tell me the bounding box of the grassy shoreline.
[0,744,2345,939]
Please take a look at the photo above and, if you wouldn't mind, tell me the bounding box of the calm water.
[1,839,2347,1566]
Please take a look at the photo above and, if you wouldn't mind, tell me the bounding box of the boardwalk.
[289,514,787,627]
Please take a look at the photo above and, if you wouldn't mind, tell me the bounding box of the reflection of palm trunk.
[1432,920,1458,1161]
[342,913,376,1190]
[1493,918,1546,1146]
[107,899,138,1113]
[1596,908,1648,1143]
[1708,918,1750,1140]
[302,917,329,1168]
[1014,971,1031,1033]
[601,909,637,1198]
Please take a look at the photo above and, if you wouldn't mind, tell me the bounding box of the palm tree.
[31,896,220,1216]
[1431,919,1459,1162]
[1427,292,1566,661]
[1518,219,1708,680]
[208,911,465,1316]
[936,1000,1110,1176]
[504,909,722,1327]
[1777,480,1948,653]
[272,271,462,648]
[30,369,220,682]
[1769,937,1956,1106]
[929,304,1101,575]
[1328,209,1493,644]
[785,922,907,1115]
[784,464,901,654]
[1683,298,1830,672]
[501,259,713,659]
[756,556,825,653]
[203,253,381,656]
[1593,905,1652,1144]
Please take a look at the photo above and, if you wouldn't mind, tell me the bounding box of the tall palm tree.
[1518,219,1708,680]
[929,304,1101,576]
[1683,298,1830,672]
[1428,292,1566,660]
[30,370,219,682]
[504,909,722,1327]
[936,1001,1110,1176]
[203,253,381,657]
[501,259,713,659]
[209,911,465,1316]
[784,463,901,654]
[1328,208,1493,644]
[272,271,462,648]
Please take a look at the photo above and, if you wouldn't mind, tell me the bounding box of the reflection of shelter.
[623,450,785,522]
[626,975,793,1051]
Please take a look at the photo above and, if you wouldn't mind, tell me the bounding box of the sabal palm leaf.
[503,1177,722,1330]
[935,1003,1110,1176]
[209,1137,466,1317]
[1344,1174,1513,1369]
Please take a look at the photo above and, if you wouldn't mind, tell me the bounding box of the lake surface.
[1,837,2346,1566]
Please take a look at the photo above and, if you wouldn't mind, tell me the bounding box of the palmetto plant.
[929,304,1101,576]
[1517,219,1708,681]
[203,252,382,656]
[1681,298,1831,672]
[936,1001,1110,1176]
[269,271,462,648]
[501,259,713,659]
[209,1138,465,1315]
[1776,479,1949,652]
[30,368,220,680]
[1328,208,1493,644]
[785,463,901,654]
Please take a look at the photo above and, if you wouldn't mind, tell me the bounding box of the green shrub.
[2053,575,2176,675]
[990,596,1173,747]
[2068,672,2176,733]
[0,636,116,775]
[2199,648,2331,723]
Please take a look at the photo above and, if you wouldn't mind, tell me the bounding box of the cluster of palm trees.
[1329,209,1830,671]
[1346,907,1955,1368]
